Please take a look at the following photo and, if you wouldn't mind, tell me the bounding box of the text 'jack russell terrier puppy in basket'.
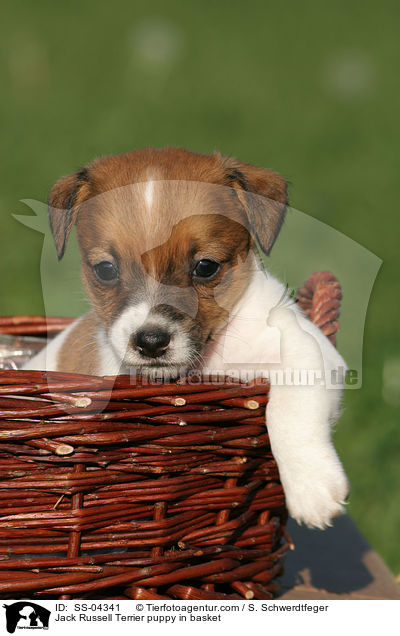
[25,147,350,530]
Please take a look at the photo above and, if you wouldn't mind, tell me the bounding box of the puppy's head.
[48,148,287,376]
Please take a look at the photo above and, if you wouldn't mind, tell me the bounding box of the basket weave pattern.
[0,272,341,600]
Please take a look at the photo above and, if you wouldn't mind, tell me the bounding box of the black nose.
[134,328,171,358]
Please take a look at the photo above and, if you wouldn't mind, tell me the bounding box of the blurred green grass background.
[1,0,399,573]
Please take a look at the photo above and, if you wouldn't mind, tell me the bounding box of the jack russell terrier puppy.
[25,147,349,529]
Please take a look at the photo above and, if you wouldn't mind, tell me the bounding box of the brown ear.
[48,168,91,259]
[221,156,288,255]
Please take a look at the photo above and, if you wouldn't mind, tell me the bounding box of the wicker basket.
[0,272,341,601]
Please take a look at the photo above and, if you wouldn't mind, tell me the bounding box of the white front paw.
[279,448,350,530]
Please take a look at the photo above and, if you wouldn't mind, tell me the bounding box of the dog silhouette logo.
[3,602,50,633]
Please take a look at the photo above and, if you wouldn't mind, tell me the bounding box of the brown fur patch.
[49,147,288,260]
[141,212,252,343]
[57,312,100,374]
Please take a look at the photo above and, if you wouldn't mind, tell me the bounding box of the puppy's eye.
[192,259,220,279]
[93,261,119,284]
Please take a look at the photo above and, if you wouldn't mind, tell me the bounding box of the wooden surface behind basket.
[0,272,341,601]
